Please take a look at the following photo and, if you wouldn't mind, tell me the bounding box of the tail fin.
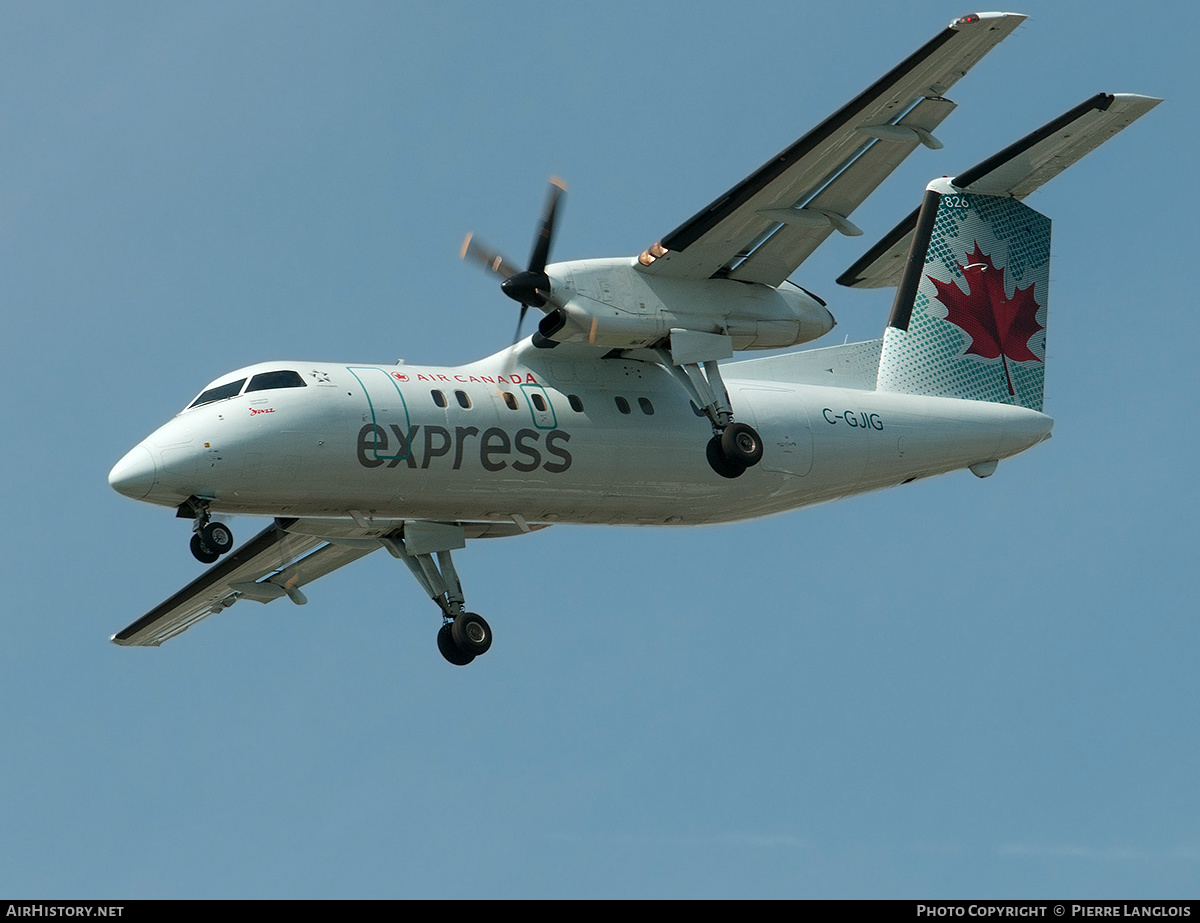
[876,182,1050,410]
[842,92,1161,412]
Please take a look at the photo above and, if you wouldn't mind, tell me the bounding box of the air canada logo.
[930,242,1043,396]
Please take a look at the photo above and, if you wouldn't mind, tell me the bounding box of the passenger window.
[245,370,307,393]
[431,390,447,408]
[568,394,584,412]
[531,393,547,412]
[639,397,654,415]
[455,390,471,409]
[503,392,518,410]
[615,397,631,414]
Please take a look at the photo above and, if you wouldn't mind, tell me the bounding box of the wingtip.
[951,12,1027,30]
[1111,93,1163,107]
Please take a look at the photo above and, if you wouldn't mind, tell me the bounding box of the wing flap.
[111,519,368,646]
[636,12,1024,283]
[111,515,549,646]
[728,96,956,285]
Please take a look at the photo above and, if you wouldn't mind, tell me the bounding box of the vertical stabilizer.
[876,179,1050,411]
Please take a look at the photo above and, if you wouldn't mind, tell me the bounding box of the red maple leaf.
[928,242,1043,395]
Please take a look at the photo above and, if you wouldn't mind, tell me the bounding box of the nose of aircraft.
[109,444,158,500]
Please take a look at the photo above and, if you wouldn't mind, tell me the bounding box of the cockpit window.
[188,378,246,409]
[245,370,307,392]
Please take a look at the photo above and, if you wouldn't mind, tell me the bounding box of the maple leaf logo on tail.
[929,242,1044,397]
[876,187,1051,412]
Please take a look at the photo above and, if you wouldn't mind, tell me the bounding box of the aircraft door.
[520,383,557,430]
[348,367,414,464]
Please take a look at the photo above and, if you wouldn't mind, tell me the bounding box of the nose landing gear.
[179,497,235,564]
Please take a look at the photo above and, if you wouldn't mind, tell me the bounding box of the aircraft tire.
[190,534,220,564]
[438,624,475,666]
[720,422,763,467]
[706,436,746,479]
[452,612,492,656]
[201,521,234,555]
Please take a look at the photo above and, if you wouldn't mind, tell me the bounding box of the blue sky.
[3,0,1196,898]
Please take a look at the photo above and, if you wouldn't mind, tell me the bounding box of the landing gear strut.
[381,524,493,666]
[652,341,764,479]
[178,497,235,563]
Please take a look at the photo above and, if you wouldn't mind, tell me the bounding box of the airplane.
[107,12,1158,665]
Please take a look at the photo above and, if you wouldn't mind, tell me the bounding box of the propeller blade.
[528,177,566,274]
[460,233,522,280]
[461,176,568,342]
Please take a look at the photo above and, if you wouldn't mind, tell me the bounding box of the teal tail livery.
[841,92,1161,413]
[879,184,1051,411]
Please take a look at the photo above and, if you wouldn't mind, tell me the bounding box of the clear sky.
[2,0,1196,899]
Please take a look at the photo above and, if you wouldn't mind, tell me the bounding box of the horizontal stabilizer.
[838,93,1161,289]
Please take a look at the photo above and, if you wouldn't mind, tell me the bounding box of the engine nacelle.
[536,258,835,351]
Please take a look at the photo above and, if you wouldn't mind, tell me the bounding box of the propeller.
[461,177,566,343]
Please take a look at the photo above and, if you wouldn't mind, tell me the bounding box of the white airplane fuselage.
[109,346,1053,527]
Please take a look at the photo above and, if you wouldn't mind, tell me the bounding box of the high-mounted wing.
[635,12,1025,287]
[112,517,537,646]
[111,518,374,645]
[837,92,1162,289]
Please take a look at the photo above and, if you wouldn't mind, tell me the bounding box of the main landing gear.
[178,497,235,564]
[653,343,764,479]
[436,613,493,666]
[706,421,764,479]
[381,523,492,667]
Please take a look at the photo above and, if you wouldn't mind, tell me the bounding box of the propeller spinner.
[461,177,566,342]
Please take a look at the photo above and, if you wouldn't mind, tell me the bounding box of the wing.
[112,517,536,646]
[634,12,1025,286]
[838,92,1162,289]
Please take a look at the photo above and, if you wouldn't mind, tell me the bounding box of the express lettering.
[821,408,883,430]
[357,424,572,473]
